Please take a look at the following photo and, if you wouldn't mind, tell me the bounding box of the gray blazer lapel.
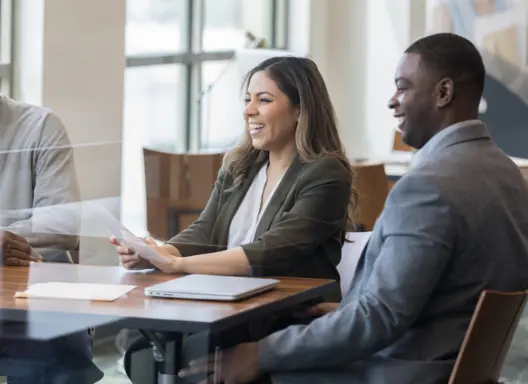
[253,155,304,239]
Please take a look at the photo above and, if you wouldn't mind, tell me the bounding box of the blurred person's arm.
[6,112,81,260]
[425,0,453,35]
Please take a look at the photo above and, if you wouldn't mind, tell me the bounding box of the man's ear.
[435,78,455,108]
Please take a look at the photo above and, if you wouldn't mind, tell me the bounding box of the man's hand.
[179,342,261,384]
[297,302,340,318]
[0,231,42,266]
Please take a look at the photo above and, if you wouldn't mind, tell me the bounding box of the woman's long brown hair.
[223,56,357,226]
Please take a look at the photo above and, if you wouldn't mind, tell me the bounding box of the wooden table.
[0,263,336,382]
[0,263,336,337]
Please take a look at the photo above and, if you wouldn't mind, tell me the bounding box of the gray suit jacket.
[258,123,528,384]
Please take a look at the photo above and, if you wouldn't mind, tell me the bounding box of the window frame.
[125,0,289,152]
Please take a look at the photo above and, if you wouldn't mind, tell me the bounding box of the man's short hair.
[405,33,485,98]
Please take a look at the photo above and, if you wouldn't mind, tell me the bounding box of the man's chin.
[400,129,417,149]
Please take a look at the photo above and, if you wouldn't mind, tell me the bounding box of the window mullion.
[188,0,204,152]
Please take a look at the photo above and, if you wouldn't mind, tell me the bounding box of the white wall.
[364,0,410,157]
[13,0,126,264]
[14,0,125,207]
[289,0,426,159]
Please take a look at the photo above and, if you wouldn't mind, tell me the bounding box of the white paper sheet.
[94,205,168,265]
[14,282,136,301]
[111,228,167,265]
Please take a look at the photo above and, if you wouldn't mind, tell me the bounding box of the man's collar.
[411,119,485,167]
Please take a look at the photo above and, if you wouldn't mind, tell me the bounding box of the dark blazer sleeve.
[165,169,226,256]
[241,157,351,276]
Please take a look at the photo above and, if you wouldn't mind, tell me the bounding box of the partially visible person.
[113,56,355,287]
[0,94,81,261]
[180,33,528,384]
[0,95,102,383]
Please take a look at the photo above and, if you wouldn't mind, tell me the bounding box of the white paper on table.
[14,282,136,302]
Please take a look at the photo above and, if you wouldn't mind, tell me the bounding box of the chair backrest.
[143,148,186,201]
[448,290,528,384]
[143,148,223,239]
[351,162,389,231]
[186,153,224,205]
[337,232,372,294]
[392,130,413,152]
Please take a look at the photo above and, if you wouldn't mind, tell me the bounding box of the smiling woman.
[114,55,358,384]
[113,56,357,287]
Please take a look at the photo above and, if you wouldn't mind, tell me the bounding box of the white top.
[227,163,285,249]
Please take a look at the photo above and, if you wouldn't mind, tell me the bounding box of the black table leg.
[158,333,182,384]
[138,330,183,384]
[129,330,216,384]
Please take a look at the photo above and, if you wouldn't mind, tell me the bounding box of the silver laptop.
[144,274,279,301]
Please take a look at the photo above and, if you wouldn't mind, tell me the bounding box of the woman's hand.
[110,236,184,273]
[110,236,154,270]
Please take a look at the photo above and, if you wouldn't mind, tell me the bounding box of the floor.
[93,342,131,384]
[0,314,525,383]
[501,311,528,383]
[90,310,528,384]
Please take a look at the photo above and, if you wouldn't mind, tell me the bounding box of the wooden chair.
[351,162,389,232]
[392,130,413,152]
[448,290,528,384]
[143,148,223,240]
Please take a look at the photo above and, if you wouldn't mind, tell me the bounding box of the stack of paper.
[15,282,136,302]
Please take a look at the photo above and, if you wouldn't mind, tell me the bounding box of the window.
[122,0,288,232]
[125,0,288,151]
[0,0,13,95]
[126,0,188,55]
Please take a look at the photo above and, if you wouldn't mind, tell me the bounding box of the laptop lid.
[144,275,279,301]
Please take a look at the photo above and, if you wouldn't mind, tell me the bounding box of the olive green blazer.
[167,154,351,283]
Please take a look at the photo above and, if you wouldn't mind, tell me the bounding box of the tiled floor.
[93,342,131,384]
[500,311,528,383]
[1,319,524,383]
[92,309,528,383]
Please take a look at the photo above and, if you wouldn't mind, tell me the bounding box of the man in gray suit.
[179,33,528,384]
